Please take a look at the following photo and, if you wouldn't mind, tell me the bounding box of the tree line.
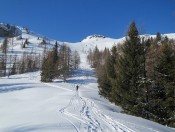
[0,38,41,77]
[0,36,80,82]
[87,21,175,127]
[41,42,80,82]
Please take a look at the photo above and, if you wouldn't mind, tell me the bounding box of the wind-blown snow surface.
[0,30,175,131]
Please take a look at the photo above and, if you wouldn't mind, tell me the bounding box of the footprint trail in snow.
[58,92,135,132]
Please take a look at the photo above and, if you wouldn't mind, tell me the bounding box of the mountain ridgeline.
[0,23,80,82]
[87,22,175,127]
[0,23,22,37]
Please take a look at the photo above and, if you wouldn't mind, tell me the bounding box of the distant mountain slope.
[0,23,22,37]
[0,23,175,57]
[0,23,175,72]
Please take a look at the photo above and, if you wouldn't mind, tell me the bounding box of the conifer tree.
[40,52,54,82]
[52,41,61,78]
[116,21,144,115]
[98,63,112,99]
[41,56,49,82]
[97,46,117,101]
[92,46,101,68]
[141,38,151,119]
[22,39,28,48]
[155,43,175,126]
[108,46,117,79]
[2,38,8,76]
[11,63,16,75]
[53,41,58,63]
[2,38,8,54]
[156,32,161,42]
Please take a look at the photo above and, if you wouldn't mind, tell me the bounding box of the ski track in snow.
[30,70,163,132]
[41,72,136,132]
[57,89,135,132]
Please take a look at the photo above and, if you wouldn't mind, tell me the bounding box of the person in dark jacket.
[76,85,79,91]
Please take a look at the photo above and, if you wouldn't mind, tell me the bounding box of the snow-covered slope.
[0,24,175,57]
[0,26,175,131]
[0,60,174,132]
[0,56,174,132]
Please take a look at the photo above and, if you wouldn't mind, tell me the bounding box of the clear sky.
[0,0,175,42]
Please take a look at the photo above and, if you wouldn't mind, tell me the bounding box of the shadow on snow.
[3,124,60,132]
[0,83,34,94]
[71,68,96,78]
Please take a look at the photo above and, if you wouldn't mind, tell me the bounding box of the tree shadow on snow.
[71,68,96,78]
[68,68,96,85]
[53,68,96,85]
[0,83,34,94]
[67,78,96,85]
[7,77,28,79]
[3,124,60,132]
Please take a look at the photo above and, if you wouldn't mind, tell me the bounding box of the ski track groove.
[58,91,136,132]
[84,97,136,132]
[58,112,80,132]
[59,93,103,132]
[79,96,104,132]
[44,78,136,132]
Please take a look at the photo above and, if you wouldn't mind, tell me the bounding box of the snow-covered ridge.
[0,22,22,37]
[0,23,175,58]
[81,34,106,42]
[140,33,175,40]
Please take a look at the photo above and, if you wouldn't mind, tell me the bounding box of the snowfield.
[0,69,174,132]
[0,28,175,131]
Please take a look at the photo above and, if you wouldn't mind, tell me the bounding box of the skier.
[76,85,79,91]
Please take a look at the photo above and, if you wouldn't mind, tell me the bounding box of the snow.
[0,29,175,131]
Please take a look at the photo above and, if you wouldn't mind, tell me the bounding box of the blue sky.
[0,0,175,42]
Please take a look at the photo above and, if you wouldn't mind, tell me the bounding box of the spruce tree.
[96,48,111,99]
[141,38,152,119]
[107,46,117,79]
[40,53,54,82]
[116,21,144,115]
[41,56,49,82]
[97,46,118,102]
[155,43,175,126]
[53,41,58,64]
[98,64,111,98]
[156,32,161,42]
[106,46,118,101]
